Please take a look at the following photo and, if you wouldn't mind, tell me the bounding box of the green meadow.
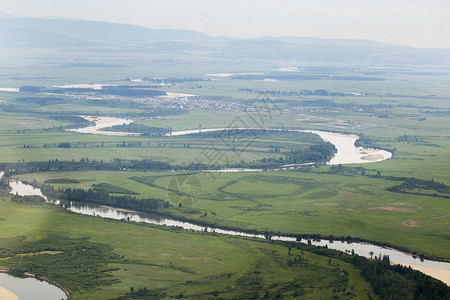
[18,169,450,258]
[0,196,376,299]
[4,75,449,260]
[1,52,449,298]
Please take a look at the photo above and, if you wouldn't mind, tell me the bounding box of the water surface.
[0,273,67,300]
[5,176,450,285]
[67,116,138,136]
[67,117,392,165]
[0,88,19,92]
[168,127,392,165]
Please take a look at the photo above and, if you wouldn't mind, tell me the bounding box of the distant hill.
[223,38,450,65]
[0,10,11,19]
[0,16,212,47]
[0,12,449,65]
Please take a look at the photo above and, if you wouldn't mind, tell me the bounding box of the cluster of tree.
[327,164,368,176]
[239,88,366,97]
[189,129,321,143]
[84,99,145,109]
[1,111,93,132]
[98,86,166,97]
[111,108,186,119]
[6,107,184,132]
[240,97,395,115]
[289,243,450,300]
[397,134,425,143]
[14,95,172,114]
[1,138,337,177]
[46,113,93,126]
[57,142,71,148]
[423,109,450,116]
[354,134,394,153]
[117,286,166,299]
[116,141,143,148]
[384,92,450,100]
[19,86,42,93]
[60,188,169,212]
[352,255,449,299]
[102,123,171,137]
[216,141,335,169]
[10,194,47,205]
[0,234,121,293]
[0,177,10,190]
[395,134,442,147]
[129,159,172,170]
[385,176,450,198]
[0,158,172,175]
[20,85,167,98]
[284,142,336,164]
[92,183,139,195]
[20,86,97,94]
[182,129,335,167]
[31,181,168,212]
[323,165,449,198]
[45,178,80,184]
[141,77,210,83]
[16,96,66,105]
[2,97,181,120]
[233,74,385,81]
[354,134,373,147]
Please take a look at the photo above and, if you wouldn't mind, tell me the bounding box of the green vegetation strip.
[0,197,380,299]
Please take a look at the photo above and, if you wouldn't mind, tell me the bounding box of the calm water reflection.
[67,202,449,271]
[0,273,67,300]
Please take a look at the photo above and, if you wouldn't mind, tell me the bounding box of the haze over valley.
[0,2,449,299]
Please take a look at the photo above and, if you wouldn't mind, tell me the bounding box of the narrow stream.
[3,173,450,286]
[168,127,392,165]
[3,123,448,286]
[66,116,392,165]
[65,201,450,272]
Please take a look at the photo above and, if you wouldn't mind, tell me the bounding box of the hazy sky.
[1,0,449,48]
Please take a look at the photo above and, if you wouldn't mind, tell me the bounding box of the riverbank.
[57,201,450,287]
[5,172,450,282]
[65,117,393,165]
[167,127,392,165]
[66,116,138,136]
[0,287,18,300]
[398,263,450,286]
[64,201,450,286]
[0,198,388,299]
[0,269,70,299]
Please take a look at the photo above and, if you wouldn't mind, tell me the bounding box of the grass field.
[1,104,449,184]
[0,196,376,299]
[18,169,450,259]
[1,51,449,297]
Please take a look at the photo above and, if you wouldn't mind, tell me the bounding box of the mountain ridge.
[0,12,443,49]
[1,13,449,65]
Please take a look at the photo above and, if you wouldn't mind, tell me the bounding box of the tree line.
[289,242,450,300]
[37,183,169,212]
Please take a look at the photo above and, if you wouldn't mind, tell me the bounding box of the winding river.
[168,127,392,165]
[67,116,392,165]
[66,116,138,136]
[3,175,450,286]
[2,118,448,289]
